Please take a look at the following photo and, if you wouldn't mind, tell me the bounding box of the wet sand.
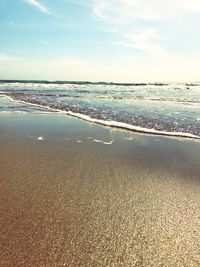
[0,114,200,267]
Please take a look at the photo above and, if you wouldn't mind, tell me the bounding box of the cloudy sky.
[0,0,200,82]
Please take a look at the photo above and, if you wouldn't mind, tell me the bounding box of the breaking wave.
[0,80,200,140]
[2,94,200,140]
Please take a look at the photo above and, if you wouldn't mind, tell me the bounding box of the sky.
[0,0,200,82]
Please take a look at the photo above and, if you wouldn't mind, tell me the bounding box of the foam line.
[0,111,27,114]
[102,140,114,145]
[93,139,103,143]
[2,95,200,140]
[65,111,200,140]
[37,136,45,141]
[124,137,133,140]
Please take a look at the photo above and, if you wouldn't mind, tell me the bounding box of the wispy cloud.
[23,0,50,15]
[93,0,200,23]
[112,28,170,60]
[93,1,192,60]
[93,0,108,20]
[125,29,157,43]
[46,58,87,67]
[103,28,118,33]
[0,54,22,62]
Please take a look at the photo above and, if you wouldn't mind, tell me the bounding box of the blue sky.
[0,0,200,82]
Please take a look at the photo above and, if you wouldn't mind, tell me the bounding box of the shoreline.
[1,94,200,141]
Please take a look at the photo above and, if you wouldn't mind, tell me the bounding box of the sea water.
[0,80,199,139]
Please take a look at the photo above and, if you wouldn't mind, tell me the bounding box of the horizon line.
[0,79,199,85]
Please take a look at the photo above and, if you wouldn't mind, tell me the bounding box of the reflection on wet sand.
[0,114,200,266]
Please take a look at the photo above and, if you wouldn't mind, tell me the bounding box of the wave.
[2,94,200,140]
[61,111,200,140]
[1,91,200,105]
[0,79,169,86]
[1,80,200,90]
[1,79,200,86]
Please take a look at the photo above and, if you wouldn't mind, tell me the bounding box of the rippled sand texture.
[0,115,200,267]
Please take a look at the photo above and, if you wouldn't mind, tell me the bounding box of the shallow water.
[0,80,199,138]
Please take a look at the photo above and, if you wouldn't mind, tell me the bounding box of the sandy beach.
[0,114,200,267]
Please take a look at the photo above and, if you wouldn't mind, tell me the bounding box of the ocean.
[0,80,199,139]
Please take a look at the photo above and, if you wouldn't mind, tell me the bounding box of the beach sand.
[0,114,200,267]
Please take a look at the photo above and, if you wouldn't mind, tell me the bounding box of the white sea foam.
[92,139,114,144]
[0,110,53,115]
[124,137,133,140]
[0,111,27,115]
[0,95,55,114]
[65,111,200,140]
[2,95,200,140]
[0,95,17,102]
[102,140,114,145]
[93,139,103,143]
[37,136,45,141]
